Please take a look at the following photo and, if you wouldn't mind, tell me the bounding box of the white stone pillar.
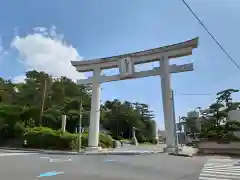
[87,68,101,150]
[160,55,176,152]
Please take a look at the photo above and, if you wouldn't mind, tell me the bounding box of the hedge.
[99,133,113,148]
[225,121,240,131]
[23,127,113,150]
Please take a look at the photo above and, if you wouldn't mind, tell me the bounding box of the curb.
[0,147,81,155]
[0,147,164,156]
[0,147,43,153]
[83,151,163,155]
[196,151,240,157]
[41,150,163,155]
[0,147,39,151]
[168,152,197,157]
[40,151,82,155]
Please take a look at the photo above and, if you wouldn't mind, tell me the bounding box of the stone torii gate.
[71,38,199,152]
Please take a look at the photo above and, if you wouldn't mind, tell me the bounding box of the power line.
[181,0,240,71]
[174,93,215,96]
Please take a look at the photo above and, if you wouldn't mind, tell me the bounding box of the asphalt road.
[0,152,208,180]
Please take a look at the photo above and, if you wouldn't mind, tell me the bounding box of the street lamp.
[78,100,82,152]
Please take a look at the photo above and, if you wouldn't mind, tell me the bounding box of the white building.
[228,110,240,138]
[158,130,166,141]
[180,110,202,133]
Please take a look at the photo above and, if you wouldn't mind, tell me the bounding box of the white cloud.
[11,26,84,82]
[33,27,47,33]
[49,25,57,37]
[12,75,26,83]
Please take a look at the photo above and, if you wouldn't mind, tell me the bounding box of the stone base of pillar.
[85,146,102,152]
[131,137,139,146]
[163,147,178,153]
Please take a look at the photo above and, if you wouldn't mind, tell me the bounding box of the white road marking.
[40,157,50,159]
[199,158,240,180]
[49,158,72,162]
[103,159,116,162]
[199,177,232,180]
[0,153,34,156]
[40,156,72,163]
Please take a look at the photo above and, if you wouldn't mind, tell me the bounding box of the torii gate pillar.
[160,55,175,150]
[71,38,199,152]
[88,68,101,149]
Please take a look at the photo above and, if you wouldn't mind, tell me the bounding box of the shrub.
[225,121,240,131]
[23,127,113,150]
[23,127,78,150]
[14,122,26,137]
[74,133,88,149]
[99,133,113,148]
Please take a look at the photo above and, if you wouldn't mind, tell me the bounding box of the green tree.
[101,100,156,142]
[216,88,239,111]
[0,70,157,145]
[200,103,227,140]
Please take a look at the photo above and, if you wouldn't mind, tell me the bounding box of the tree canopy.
[182,88,240,141]
[0,70,157,145]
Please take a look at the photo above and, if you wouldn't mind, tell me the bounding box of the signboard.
[119,57,134,77]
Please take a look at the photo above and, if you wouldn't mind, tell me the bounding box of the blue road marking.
[38,171,64,177]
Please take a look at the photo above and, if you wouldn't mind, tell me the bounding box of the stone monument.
[131,126,138,145]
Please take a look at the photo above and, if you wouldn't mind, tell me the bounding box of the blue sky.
[0,0,240,129]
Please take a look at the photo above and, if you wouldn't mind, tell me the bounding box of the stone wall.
[197,141,240,155]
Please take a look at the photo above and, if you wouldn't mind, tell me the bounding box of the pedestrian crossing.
[199,158,240,180]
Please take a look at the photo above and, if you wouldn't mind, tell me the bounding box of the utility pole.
[178,116,183,146]
[78,98,83,152]
[171,90,179,153]
[39,79,47,126]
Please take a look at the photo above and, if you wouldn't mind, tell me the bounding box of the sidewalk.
[0,146,164,155]
[0,147,80,155]
[168,146,199,157]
